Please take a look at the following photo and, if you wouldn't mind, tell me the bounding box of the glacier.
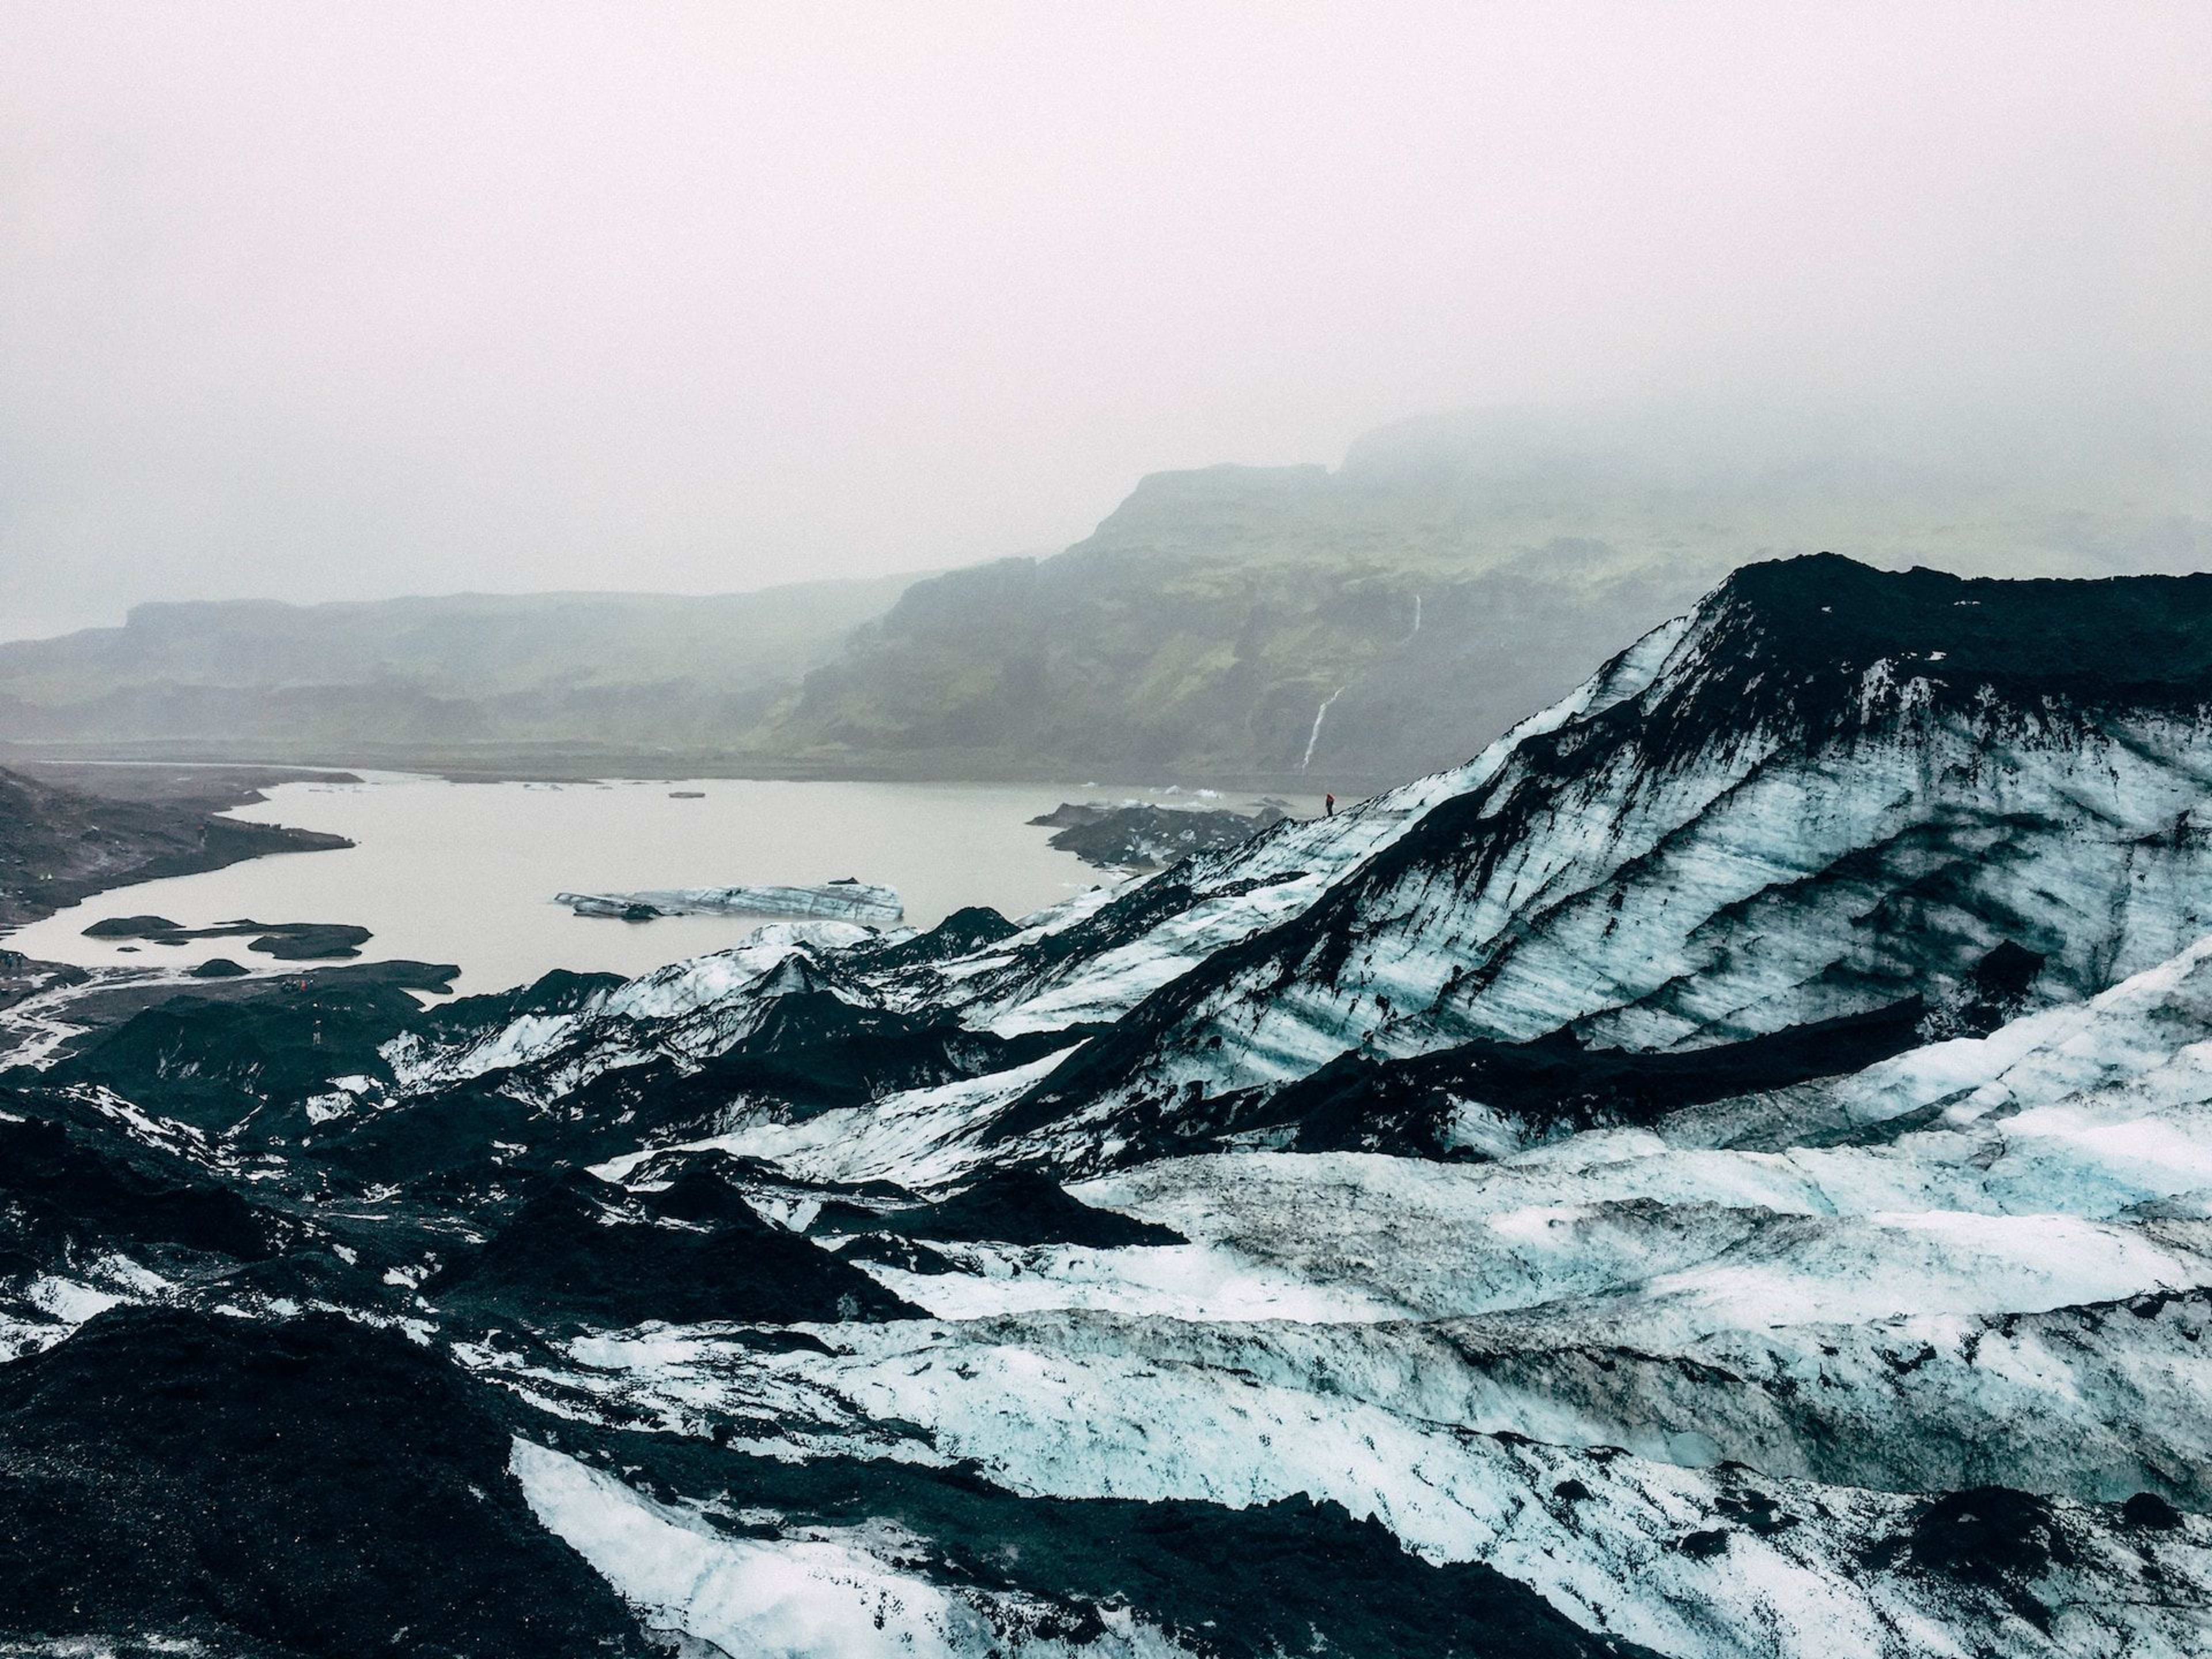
[558,879,906,924]
[12,556,2212,1656]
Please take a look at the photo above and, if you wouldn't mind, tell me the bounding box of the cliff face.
[766,403,2210,785]
[771,490,1717,783]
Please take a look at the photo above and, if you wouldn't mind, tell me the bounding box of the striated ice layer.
[557,881,904,924]
[34,559,2212,1658]
[511,1438,1194,1659]
[465,929,2212,1654]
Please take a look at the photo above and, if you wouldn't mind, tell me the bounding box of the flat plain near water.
[4,773,1298,994]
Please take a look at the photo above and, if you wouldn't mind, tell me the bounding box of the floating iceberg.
[555,881,903,925]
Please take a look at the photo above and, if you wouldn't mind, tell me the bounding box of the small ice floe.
[555,881,903,925]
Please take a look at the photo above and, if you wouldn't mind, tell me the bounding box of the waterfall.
[1300,684,1347,772]
[1299,595,1412,774]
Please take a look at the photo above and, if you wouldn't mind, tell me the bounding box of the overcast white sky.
[3,2,2207,637]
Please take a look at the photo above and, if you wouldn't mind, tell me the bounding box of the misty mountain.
[3,404,2204,787]
[766,403,2211,785]
[0,577,916,769]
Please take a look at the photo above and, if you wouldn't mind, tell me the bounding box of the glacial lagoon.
[6,772,1306,994]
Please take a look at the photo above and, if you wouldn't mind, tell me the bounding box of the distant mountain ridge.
[766,404,2208,784]
[4,402,2203,784]
[0,578,916,768]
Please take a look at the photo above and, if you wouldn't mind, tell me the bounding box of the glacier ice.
[21,558,2212,1656]
[558,880,905,924]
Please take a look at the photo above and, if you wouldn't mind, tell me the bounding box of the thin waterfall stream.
[1300,684,1347,771]
[1301,593,1419,773]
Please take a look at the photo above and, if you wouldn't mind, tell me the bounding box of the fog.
[4,1,2207,639]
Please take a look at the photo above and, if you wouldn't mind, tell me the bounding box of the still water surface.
[7,773,1286,994]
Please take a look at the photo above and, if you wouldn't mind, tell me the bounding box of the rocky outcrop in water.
[82,915,372,960]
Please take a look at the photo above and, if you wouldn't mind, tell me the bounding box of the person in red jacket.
[1324,792,1335,817]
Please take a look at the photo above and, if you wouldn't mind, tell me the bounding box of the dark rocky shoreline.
[0,764,356,931]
